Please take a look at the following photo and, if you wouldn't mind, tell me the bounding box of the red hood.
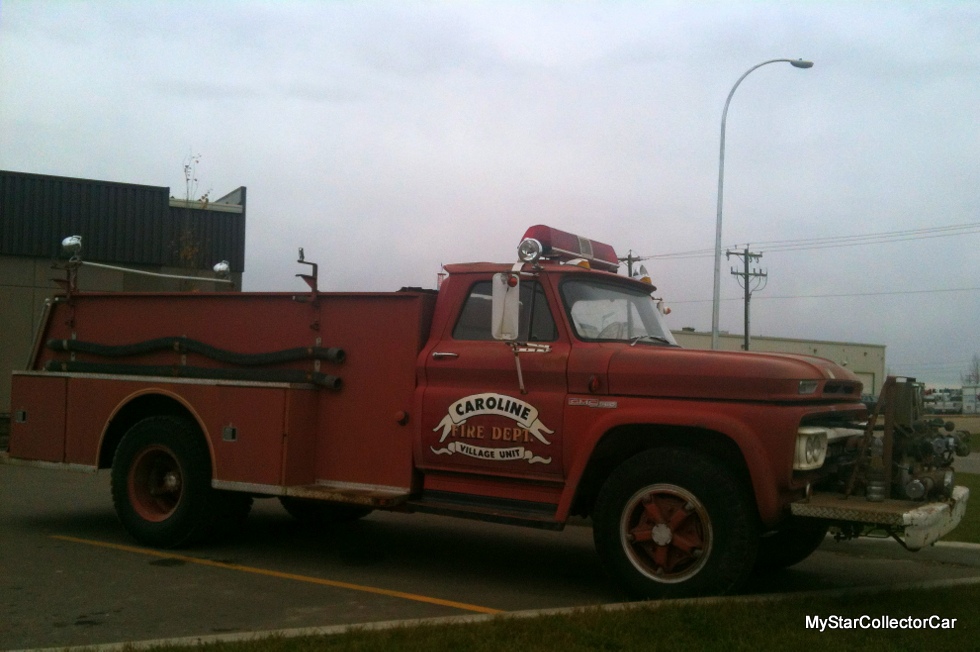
[605,346,862,402]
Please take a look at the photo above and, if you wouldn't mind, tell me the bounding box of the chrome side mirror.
[491,272,520,341]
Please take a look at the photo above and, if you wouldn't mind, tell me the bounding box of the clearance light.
[798,380,820,395]
[520,225,619,272]
[633,264,653,285]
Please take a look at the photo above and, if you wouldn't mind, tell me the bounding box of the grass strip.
[142,582,980,652]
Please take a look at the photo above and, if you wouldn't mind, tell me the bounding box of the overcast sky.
[1,1,978,387]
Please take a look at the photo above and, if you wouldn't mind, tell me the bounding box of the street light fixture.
[710,58,813,350]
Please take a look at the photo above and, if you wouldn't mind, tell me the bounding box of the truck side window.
[527,282,558,342]
[453,281,557,342]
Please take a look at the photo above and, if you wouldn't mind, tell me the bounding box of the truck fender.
[96,388,213,472]
[556,404,781,524]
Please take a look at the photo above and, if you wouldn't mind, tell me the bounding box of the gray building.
[0,170,246,416]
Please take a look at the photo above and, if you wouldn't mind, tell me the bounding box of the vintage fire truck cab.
[3,225,970,599]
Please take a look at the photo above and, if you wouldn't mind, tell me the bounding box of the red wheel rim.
[128,445,183,522]
[619,483,712,583]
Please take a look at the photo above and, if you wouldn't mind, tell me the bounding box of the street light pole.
[710,58,813,350]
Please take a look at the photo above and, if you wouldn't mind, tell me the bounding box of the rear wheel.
[593,447,758,599]
[111,416,250,547]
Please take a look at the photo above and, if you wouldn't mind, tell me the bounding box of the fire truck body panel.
[4,225,970,599]
[12,290,437,496]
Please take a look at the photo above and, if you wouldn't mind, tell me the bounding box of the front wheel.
[755,518,828,571]
[111,416,250,547]
[593,447,758,599]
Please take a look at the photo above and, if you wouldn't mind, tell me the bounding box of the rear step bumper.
[791,485,970,550]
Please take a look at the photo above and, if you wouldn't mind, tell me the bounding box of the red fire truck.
[3,225,970,599]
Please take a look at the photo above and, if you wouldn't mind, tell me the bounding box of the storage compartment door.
[8,373,68,463]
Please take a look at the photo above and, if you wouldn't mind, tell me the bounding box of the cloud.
[2,0,979,385]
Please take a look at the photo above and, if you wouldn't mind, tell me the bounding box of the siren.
[518,225,619,272]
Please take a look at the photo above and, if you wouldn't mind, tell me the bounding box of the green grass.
[944,471,979,543]
[145,585,979,652]
[143,477,980,652]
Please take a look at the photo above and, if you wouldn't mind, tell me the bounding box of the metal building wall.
[0,170,245,271]
[0,170,247,418]
[672,329,886,396]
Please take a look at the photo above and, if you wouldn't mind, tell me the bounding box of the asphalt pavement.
[2,461,979,651]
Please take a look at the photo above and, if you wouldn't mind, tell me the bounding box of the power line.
[745,221,980,250]
[670,286,980,304]
[646,220,980,260]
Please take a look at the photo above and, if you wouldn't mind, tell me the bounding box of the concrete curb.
[14,574,980,652]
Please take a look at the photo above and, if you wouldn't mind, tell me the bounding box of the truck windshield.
[560,279,678,346]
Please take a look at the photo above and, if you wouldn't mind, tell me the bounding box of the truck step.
[284,482,411,508]
[406,490,563,530]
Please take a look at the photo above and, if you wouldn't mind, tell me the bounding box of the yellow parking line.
[52,535,503,615]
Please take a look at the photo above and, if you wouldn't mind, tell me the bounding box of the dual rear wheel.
[111,416,251,548]
[111,415,371,547]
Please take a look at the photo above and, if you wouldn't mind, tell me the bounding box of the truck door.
[420,277,567,482]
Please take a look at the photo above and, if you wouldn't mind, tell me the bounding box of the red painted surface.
[9,374,67,463]
[7,247,866,528]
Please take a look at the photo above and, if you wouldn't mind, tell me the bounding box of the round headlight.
[794,427,828,471]
[806,436,821,464]
[517,238,543,264]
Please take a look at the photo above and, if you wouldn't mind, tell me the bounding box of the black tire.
[111,415,251,547]
[593,447,758,599]
[755,518,828,571]
[278,497,372,525]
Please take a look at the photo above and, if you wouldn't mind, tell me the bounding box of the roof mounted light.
[213,260,230,277]
[517,237,543,264]
[520,225,619,272]
[61,235,83,256]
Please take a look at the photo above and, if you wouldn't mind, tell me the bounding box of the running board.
[406,490,563,530]
[284,481,411,508]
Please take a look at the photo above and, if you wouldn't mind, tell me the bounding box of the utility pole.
[619,250,650,278]
[727,246,767,350]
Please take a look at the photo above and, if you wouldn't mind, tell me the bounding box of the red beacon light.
[518,225,619,273]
